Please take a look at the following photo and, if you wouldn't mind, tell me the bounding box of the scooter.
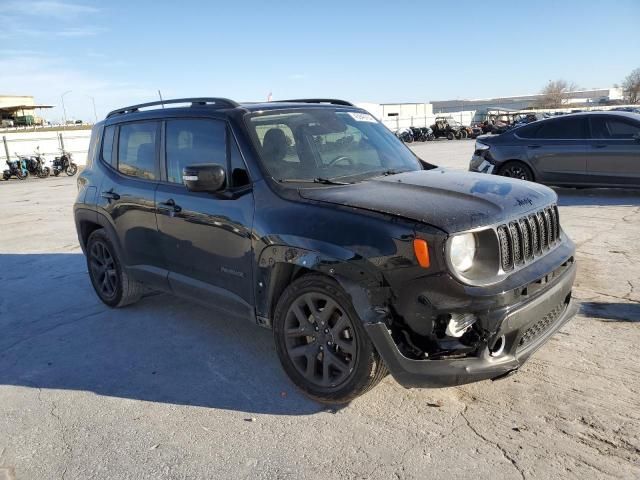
[3,157,28,180]
[52,149,78,176]
[24,147,51,178]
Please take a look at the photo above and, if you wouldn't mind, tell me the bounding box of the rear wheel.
[498,161,534,182]
[459,130,468,139]
[273,274,387,404]
[86,229,143,307]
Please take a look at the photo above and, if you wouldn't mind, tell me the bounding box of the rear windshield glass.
[245,108,422,182]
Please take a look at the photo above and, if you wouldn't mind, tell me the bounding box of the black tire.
[53,169,60,176]
[498,161,534,182]
[66,163,78,176]
[86,229,143,307]
[37,168,48,178]
[446,132,455,140]
[459,130,468,139]
[273,274,387,404]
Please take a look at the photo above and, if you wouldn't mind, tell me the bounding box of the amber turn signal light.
[413,239,430,268]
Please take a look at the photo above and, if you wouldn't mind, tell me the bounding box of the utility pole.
[61,90,72,126]
[88,96,98,123]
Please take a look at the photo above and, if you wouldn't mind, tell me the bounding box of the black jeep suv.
[74,98,577,403]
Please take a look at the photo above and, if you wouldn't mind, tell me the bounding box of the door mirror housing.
[183,164,226,193]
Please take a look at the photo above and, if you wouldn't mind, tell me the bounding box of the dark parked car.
[74,97,577,403]
[470,112,640,187]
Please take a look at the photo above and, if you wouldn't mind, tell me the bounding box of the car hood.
[298,169,557,233]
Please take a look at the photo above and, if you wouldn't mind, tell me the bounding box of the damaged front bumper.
[365,259,577,388]
[469,154,495,174]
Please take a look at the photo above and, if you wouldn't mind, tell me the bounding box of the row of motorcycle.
[2,147,78,180]
[394,126,436,143]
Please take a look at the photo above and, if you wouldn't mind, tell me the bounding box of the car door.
[155,117,255,319]
[585,115,640,186]
[96,120,168,286]
[523,116,589,185]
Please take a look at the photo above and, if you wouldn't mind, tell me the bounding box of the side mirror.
[183,164,226,193]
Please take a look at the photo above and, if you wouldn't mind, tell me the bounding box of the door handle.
[101,190,120,201]
[527,145,541,149]
[159,198,182,213]
[593,144,607,149]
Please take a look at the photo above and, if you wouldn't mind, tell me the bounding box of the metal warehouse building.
[0,95,53,127]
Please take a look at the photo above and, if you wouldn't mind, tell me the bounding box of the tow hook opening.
[489,335,506,357]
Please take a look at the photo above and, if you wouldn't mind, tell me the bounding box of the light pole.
[87,95,97,123]
[61,90,72,125]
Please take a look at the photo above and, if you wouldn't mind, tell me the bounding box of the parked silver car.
[469,112,640,187]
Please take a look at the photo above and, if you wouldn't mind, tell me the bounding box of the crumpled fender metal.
[255,242,392,326]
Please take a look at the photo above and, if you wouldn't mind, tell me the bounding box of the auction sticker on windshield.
[346,112,377,123]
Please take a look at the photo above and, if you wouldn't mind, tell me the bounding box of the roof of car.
[104,98,358,120]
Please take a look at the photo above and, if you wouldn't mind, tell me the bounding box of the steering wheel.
[327,155,354,167]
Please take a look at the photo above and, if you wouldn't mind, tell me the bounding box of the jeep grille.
[497,205,560,272]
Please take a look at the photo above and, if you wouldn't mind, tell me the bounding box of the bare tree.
[534,80,578,108]
[622,68,640,104]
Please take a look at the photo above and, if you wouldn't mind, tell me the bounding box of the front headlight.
[449,233,476,273]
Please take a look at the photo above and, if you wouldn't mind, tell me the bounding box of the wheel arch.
[255,243,390,328]
[498,159,537,181]
[74,207,124,259]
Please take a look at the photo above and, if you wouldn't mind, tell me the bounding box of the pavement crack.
[460,405,526,480]
[36,387,72,480]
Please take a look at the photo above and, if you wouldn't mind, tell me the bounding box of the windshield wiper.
[277,177,350,185]
[378,169,407,176]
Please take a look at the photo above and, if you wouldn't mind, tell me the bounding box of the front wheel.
[273,274,387,404]
[446,132,455,140]
[498,161,534,182]
[66,163,78,176]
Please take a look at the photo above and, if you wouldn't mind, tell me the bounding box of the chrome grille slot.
[497,204,561,273]
[519,219,532,260]
[497,226,513,271]
[509,223,523,265]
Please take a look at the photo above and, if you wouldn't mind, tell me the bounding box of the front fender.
[254,241,391,327]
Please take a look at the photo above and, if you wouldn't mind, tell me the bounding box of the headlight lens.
[449,233,476,273]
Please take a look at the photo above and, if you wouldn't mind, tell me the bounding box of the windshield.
[245,108,422,182]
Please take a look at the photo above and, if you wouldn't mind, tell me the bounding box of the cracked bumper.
[469,154,495,174]
[366,260,577,388]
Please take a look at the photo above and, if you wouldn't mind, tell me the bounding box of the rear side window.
[118,122,158,180]
[513,123,539,139]
[590,116,640,139]
[102,125,116,166]
[86,125,103,167]
[535,117,586,139]
[165,119,226,184]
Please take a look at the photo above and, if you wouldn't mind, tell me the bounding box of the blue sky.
[1,0,638,121]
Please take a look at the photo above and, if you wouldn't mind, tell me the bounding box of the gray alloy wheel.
[86,229,143,307]
[273,274,387,404]
[283,291,357,389]
[499,161,534,182]
[89,239,119,301]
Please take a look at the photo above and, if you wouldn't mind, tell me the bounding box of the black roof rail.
[106,97,239,118]
[273,98,354,107]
